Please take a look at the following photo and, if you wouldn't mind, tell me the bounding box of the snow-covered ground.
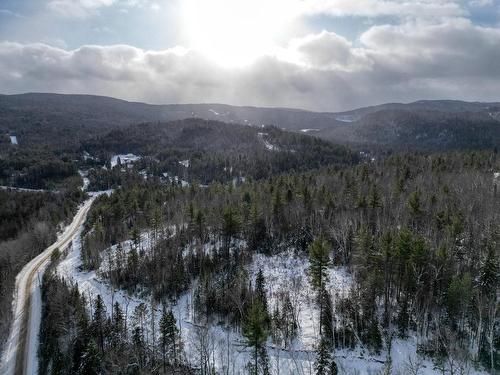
[110,153,141,168]
[300,129,320,133]
[179,159,190,168]
[0,186,50,193]
[53,232,492,375]
[78,170,90,191]
[335,115,358,123]
[162,172,189,187]
[82,151,98,162]
[258,132,279,151]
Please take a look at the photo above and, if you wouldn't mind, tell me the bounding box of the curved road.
[0,197,96,375]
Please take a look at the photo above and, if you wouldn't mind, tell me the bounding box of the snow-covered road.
[0,197,96,375]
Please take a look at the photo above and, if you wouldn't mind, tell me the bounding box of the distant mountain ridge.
[0,93,498,150]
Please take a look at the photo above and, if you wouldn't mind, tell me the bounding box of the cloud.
[1,18,500,111]
[360,18,500,78]
[288,31,370,71]
[468,0,493,7]
[47,0,155,18]
[48,0,115,18]
[0,8,25,18]
[300,0,466,19]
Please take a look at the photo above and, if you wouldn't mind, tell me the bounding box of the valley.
[0,95,498,375]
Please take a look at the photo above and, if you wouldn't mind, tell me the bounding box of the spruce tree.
[92,295,107,354]
[480,245,498,295]
[243,301,269,375]
[112,301,124,345]
[309,236,331,291]
[160,306,180,368]
[315,336,338,375]
[255,269,269,315]
[79,340,101,375]
[315,337,332,375]
[132,326,145,369]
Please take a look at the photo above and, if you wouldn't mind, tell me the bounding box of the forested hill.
[82,118,349,157]
[81,119,357,187]
[318,108,500,150]
[0,93,342,148]
[1,93,499,151]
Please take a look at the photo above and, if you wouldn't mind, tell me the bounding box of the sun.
[182,0,298,67]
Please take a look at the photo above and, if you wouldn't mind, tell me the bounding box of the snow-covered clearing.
[110,153,141,168]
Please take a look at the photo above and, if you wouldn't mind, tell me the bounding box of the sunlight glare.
[182,0,299,66]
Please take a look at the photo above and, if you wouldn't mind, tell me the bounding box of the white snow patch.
[248,251,352,349]
[179,159,190,168]
[335,115,358,123]
[78,170,90,191]
[82,151,98,162]
[258,132,279,151]
[0,186,49,193]
[162,173,189,187]
[110,154,141,168]
[300,129,319,133]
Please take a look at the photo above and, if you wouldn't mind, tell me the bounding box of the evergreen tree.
[112,301,125,345]
[243,301,269,375]
[319,288,334,346]
[255,269,269,315]
[79,340,101,375]
[131,227,141,250]
[92,295,107,354]
[160,306,180,368]
[315,337,332,375]
[309,236,331,291]
[479,245,499,295]
[132,326,146,369]
[222,206,241,246]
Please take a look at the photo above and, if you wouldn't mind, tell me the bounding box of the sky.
[0,0,499,111]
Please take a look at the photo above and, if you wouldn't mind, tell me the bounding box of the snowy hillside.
[55,230,490,375]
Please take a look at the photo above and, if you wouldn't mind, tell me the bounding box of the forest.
[0,147,79,190]
[38,150,499,374]
[81,119,357,189]
[0,186,84,347]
